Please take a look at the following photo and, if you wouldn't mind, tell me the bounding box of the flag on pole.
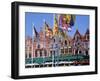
[58,27,66,38]
[69,15,75,26]
[53,16,59,36]
[60,14,69,31]
[44,21,53,38]
[59,14,76,31]
[33,26,39,42]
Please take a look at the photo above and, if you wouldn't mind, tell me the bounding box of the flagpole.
[53,14,55,67]
[56,14,60,67]
[43,19,45,67]
[32,23,34,67]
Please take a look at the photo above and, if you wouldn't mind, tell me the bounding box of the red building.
[32,31,51,58]
[25,29,89,59]
[25,36,32,59]
[72,29,89,55]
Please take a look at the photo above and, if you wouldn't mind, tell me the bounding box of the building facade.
[25,29,89,60]
[72,29,89,55]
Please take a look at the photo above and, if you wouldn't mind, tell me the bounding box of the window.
[86,35,89,40]
[65,49,68,53]
[69,48,72,53]
[77,36,79,41]
[79,51,82,54]
[44,50,47,56]
[75,49,78,54]
[65,40,67,45]
[29,53,31,58]
[54,39,55,42]
[35,50,37,57]
[77,42,80,45]
[40,51,42,57]
[88,35,89,39]
[85,50,88,55]
[29,47,31,51]
[25,53,27,58]
[61,49,64,54]
[55,44,58,48]
[25,47,27,50]
[75,35,79,42]
[50,51,52,54]
[53,51,55,54]
[37,44,40,48]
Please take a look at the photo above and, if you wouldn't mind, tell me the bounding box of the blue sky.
[25,12,89,38]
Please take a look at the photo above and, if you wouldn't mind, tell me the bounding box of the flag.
[59,14,69,31]
[58,27,66,38]
[44,21,53,38]
[53,17,59,36]
[66,14,71,24]
[59,14,76,31]
[69,15,75,26]
[45,21,50,32]
[33,27,39,39]
[68,15,75,31]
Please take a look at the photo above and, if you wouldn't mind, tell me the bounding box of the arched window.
[65,40,67,45]
[53,51,55,54]
[37,44,40,49]
[50,51,52,54]
[75,49,78,54]
[29,53,31,58]
[69,48,72,53]
[61,49,64,54]
[35,50,37,57]
[65,49,68,53]
[44,50,47,56]
[79,51,81,54]
[40,51,42,57]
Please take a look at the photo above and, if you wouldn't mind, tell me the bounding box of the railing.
[25,54,89,64]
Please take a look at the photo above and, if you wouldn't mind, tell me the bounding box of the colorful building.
[72,29,89,55]
[25,28,89,59]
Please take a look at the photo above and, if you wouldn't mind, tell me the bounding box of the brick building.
[25,28,89,59]
[32,31,51,58]
[72,29,89,55]
[25,36,32,59]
